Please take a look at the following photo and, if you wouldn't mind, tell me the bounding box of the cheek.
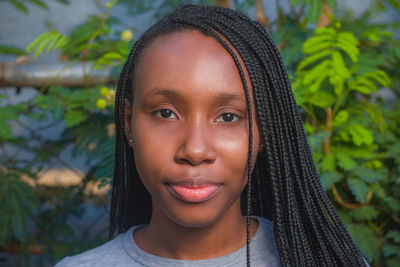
[131,117,176,184]
[212,126,250,181]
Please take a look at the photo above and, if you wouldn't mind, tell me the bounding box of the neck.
[133,202,258,260]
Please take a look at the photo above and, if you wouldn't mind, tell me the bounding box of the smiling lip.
[166,178,222,204]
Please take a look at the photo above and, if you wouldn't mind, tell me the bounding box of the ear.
[258,138,265,153]
[124,98,134,147]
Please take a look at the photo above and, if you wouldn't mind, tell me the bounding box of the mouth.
[165,178,223,204]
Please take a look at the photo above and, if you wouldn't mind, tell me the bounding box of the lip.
[166,178,223,204]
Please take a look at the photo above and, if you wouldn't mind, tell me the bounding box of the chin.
[163,204,227,229]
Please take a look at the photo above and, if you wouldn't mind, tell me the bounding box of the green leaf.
[387,143,400,158]
[367,32,380,42]
[350,206,379,221]
[348,125,374,146]
[303,36,333,54]
[96,52,125,66]
[325,0,337,9]
[354,168,381,183]
[297,50,331,70]
[307,0,323,24]
[0,211,11,243]
[0,108,18,138]
[308,70,329,93]
[10,0,28,13]
[289,0,303,5]
[356,76,377,91]
[332,51,350,78]
[320,171,342,190]
[302,59,331,86]
[332,110,349,127]
[95,137,115,183]
[322,153,336,172]
[307,91,335,108]
[315,27,336,36]
[335,145,377,160]
[10,193,24,240]
[337,31,358,45]
[33,35,53,58]
[303,32,334,52]
[384,244,400,258]
[304,123,314,134]
[336,32,359,62]
[388,0,400,9]
[28,0,48,9]
[370,185,400,212]
[394,46,400,59]
[366,70,391,87]
[26,31,69,58]
[386,256,400,267]
[347,178,368,203]
[337,153,357,171]
[356,53,386,74]
[0,121,13,139]
[0,45,26,56]
[387,231,400,244]
[65,109,88,127]
[347,223,379,263]
[332,77,345,95]
[350,85,372,94]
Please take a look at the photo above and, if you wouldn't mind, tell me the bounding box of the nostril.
[174,152,216,166]
[174,143,216,166]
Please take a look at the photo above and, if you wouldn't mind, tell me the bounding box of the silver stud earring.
[129,138,133,143]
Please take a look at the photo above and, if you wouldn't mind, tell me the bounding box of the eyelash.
[153,109,177,119]
[215,113,241,123]
[152,109,241,123]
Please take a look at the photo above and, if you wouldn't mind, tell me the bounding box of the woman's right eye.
[153,109,177,119]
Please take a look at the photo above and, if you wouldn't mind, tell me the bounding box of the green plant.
[0,0,399,266]
[289,5,400,265]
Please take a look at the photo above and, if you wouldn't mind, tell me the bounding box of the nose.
[174,120,216,166]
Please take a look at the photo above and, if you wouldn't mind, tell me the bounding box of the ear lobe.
[124,98,134,147]
[258,141,265,153]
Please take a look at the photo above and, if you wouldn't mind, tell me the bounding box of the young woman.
[57,4,368,267]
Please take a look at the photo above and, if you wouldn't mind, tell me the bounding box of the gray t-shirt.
[55,216,281,267]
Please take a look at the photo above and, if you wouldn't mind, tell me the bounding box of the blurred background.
[0,0,399,266]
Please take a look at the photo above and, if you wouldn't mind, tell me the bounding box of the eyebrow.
[144,88,184,101]
[213,92,247,106]
[144,88,247,106]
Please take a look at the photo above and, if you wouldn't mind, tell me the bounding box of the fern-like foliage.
[26,30,69,58]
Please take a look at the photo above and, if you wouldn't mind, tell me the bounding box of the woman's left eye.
[215,113,240,123]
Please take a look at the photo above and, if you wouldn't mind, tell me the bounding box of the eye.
[153,109,177,119]
[215,113,240,123]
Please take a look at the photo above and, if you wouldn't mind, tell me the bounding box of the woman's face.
[124,30,260,228]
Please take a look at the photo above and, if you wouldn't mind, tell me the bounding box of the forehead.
[133,30,251,100]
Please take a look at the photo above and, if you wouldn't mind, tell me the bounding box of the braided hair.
[111,4,366,267]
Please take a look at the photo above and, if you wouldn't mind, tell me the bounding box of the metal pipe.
[0,62,118,88]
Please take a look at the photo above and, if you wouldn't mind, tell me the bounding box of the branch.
[215,0,230,8]
[256,0,270,31]
[316,3,332,28]
[324,107,332,155]
[332,184,369,209]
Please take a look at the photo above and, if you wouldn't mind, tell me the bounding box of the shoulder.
[251,216,282,267]
[55,226,144,267]
[254,216,275,243]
